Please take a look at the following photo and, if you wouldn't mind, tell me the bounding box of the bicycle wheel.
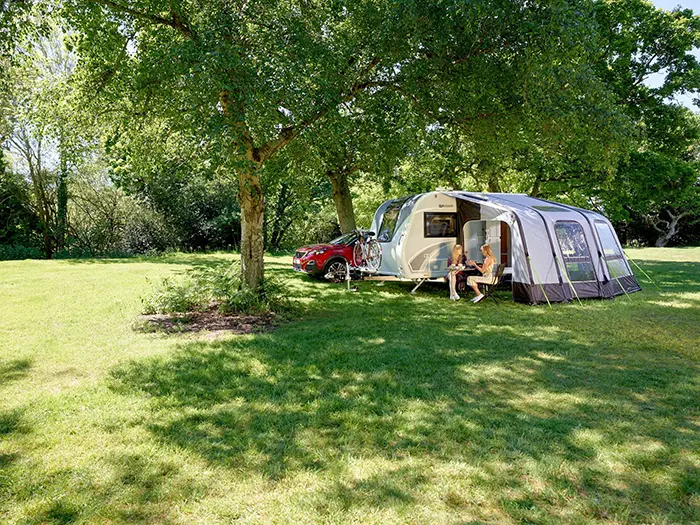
[352,242,364,267]
[366,240,382,271]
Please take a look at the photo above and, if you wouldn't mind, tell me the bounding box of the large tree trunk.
[328,170,356,233]
[218,55,380,288]
[220,89,266,290]
[654,209,689,247]
[239,167,265,290]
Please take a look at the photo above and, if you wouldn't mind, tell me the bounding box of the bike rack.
[345,261,357,292]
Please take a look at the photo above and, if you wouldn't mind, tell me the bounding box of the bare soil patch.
[135,311,278,336]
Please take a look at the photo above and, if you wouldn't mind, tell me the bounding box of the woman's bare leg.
[448,272,456,299]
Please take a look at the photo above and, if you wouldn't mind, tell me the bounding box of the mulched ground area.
[135,311,278,336]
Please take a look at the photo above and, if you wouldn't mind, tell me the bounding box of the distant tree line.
[0,1,698,281]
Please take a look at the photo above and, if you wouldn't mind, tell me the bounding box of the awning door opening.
[463,220,511,267]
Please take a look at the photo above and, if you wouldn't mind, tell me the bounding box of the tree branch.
[451,41,509,65]
[257,56,383,163]
[88,0,196,40]
[652,220,668,233]
[623,52,658,102]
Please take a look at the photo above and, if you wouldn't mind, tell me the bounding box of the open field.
[1,248,698,524]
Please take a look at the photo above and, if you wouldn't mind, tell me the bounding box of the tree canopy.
[0,0,698,267]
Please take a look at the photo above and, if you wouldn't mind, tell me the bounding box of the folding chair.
[480,264,506,304]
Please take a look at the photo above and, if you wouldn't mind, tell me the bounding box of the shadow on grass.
[3,449,202,525]
[110,270,700,522]
[0,408,28,436]
[0,358,32,387]
[0,409,29,513]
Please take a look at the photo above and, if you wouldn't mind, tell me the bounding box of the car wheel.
[324,259,348,282]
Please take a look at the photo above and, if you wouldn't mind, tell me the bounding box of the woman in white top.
[467,244,497,303]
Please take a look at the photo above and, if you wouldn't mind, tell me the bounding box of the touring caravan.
[370,191,641,304]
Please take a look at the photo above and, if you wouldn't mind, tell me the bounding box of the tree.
[595,0,700,112]
[598,148,699,247]
[589,0,700,245]
[0,0,32,55]
[3,21,84,257]
[61,0,420,289]
[260,149,329,251]
[61,0,637,287]
[396,0,632,195]
[0,166,40,248]
[5,73,56,256]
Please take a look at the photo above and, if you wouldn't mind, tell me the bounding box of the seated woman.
[467,244,497,303]
[447,244,468,301]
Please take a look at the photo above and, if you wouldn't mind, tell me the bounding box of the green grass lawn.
[1,248,698,524]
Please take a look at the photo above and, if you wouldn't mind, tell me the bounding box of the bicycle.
[352,229,382,271]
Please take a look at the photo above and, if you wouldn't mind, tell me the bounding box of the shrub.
[54,245,107,259]
[141,276,208,314]
[0,170,40,249]
[0,244,44,260]
[218,272,290,314]
[283,204,341,249]
[69,184,178,257]
[121,204,178,255]
[141,262,290,315]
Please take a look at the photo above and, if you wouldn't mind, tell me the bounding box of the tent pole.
[491,194,567,299]
[597,254,613,299]
[623,251,661,291]
[555,256,583,306]
[528,255,552,309]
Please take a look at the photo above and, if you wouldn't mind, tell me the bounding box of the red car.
[293,232,358,280]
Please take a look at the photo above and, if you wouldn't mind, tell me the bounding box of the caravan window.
[424,213,457,238]
[554,221,595,282]
[595,221,629,277]
[377,199,406,242]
